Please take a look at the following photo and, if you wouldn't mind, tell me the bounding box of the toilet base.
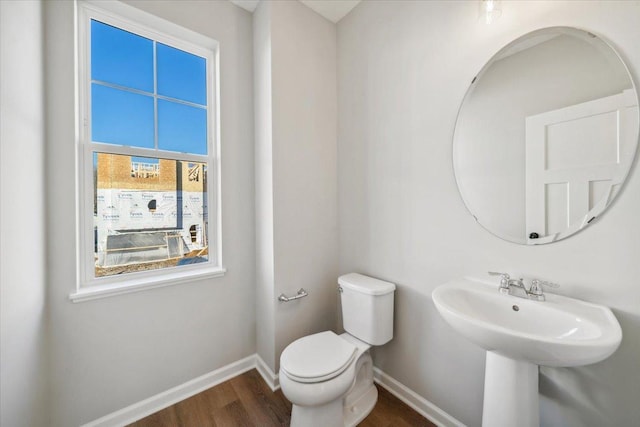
[344,382,377,427]
[343,347,376,426]
[288,379,378,427]
[290,399,343,427]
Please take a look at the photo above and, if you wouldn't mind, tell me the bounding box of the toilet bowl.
[279,273,396,427]
[280,331,377,427]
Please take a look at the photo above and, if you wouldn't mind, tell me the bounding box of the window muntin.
[77,1,221,293]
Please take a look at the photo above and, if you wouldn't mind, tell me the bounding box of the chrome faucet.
[488,272,559,301]
[506,277,528,298]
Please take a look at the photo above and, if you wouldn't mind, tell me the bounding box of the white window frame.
[71,0,224,303]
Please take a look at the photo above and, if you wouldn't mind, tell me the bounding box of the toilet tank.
[338,273,396,346]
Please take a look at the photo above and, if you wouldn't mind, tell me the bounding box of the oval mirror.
[454,27,639,244]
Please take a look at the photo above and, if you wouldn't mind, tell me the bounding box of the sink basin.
[432,276,622,367]
[433,276,622,427]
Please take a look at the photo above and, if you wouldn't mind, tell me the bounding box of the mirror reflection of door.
[525,89,639,243]
[453,27,640,245]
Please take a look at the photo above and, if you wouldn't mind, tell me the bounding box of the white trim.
[70,266,226,302]
[79,355,462,427]
[75,0,223,293]
[87,142,209,162]
[255,354,280,391]
[80,0,218,52]
[373,367,466,427]
[81,354,256,427]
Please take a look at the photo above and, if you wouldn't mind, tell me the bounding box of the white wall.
[253,0,339,373]
[338,1,640,426]
[0,2,49,426]
[254,0,277,371]
[271,0,338,371]
[44,1,256,425]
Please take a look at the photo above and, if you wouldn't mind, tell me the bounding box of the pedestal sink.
[432,276,622,427]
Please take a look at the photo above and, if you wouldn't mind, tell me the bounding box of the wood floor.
[129,369,435,427]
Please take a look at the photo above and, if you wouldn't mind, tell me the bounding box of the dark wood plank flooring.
[129,369,435,427]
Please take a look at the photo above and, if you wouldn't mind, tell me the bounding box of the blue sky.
[91,20,208,155]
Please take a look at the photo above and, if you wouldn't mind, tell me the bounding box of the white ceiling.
[298,0,360,23]
[229,0,361,24]
[229,0,260,13]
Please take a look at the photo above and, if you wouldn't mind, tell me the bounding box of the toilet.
[279,273,396,427]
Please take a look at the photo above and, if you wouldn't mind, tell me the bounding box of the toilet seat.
[281,331,357,383]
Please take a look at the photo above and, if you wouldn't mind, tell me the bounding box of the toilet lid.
[281,331,357,383]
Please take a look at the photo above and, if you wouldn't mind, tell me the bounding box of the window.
[73,1,223,301]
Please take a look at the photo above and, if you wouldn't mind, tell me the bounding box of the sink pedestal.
[482,352,539,427]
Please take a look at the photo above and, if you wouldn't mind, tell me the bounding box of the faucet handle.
[488,271,510,279]
[488,271,510,290]
[529,279,559,295]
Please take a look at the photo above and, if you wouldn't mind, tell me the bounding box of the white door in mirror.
[525,89,639,244]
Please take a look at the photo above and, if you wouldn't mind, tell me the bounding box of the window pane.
[158,100,207,154]
[157,43,207,105]
[92,84,155,148]
[94,153,209,277]
[91,20,154,92]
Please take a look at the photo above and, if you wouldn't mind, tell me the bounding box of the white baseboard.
[373,367,465,427]
[82,353,461,427]
[82,354,257,427]
[255,354,280,391]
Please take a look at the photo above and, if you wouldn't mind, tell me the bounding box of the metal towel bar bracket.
[278,288,308,302]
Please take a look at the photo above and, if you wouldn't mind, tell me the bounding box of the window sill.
[69,266,226,303]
